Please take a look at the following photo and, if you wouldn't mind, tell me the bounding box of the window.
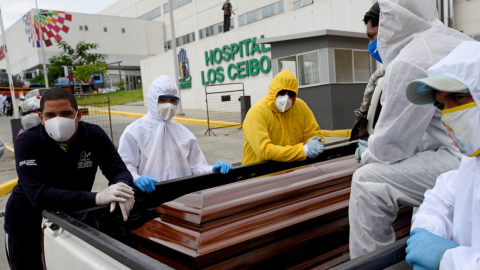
[164,40,172,50]
[122,28,125,33]
[335,49,353,83]
[353,51,371,82]
[104,27,107,32]
[335,49,372,83]
[298,52,320,86]
[85,25,89,31]
[292,0,313,10]
[199,18,235,40]
[278,56,297,77]
[138,7,161,20]
[471,33,480,42]
[164,0,192,13]
[79,25,83,31]
[238,1,284,27]
[164,32,195,50]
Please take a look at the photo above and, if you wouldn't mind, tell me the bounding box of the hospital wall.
[139,0,374,111]
[454,0,480,36]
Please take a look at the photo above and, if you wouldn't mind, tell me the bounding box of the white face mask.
[275,95,293,113]
[44,112,78,142]
[441,102,480,157]
[158,103,177,122]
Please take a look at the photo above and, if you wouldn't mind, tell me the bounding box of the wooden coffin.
[131,156,412,269]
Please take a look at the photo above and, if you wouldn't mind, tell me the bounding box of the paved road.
[0,104,348,269]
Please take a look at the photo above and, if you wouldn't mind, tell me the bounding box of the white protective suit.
[21,113,42,130]
[118,76,212,182]
[410,41,480,270]
[349,0,473,258]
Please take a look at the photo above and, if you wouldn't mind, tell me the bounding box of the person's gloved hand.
[212,161,232,174]
[406,228,459,270]
[412,264,429,270]
[306,136,325,158]
[355,140,368,163]
[134,175,157,193]
[110,195,135,222]
[95,182,134,206]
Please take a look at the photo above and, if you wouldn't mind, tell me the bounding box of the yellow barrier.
[91,109,351,137]
[0,178,18,197]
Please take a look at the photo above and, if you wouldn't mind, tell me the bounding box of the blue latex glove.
[406,228,459,270]
[134,175,157,193]
[212,161,232,174]
[355,140,368,163]
[306,136,325,158]
[413,264,429,270]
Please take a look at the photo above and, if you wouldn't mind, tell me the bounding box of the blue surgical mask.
[368,39,382,63]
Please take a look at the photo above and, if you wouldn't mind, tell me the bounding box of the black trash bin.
[238,96,251,123]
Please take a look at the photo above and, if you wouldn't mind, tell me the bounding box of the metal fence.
[74,93,114,143]
[205,83,245,136]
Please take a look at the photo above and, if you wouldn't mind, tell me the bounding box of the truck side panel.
[44,228,130,270]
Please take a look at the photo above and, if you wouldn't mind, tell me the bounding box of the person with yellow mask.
[403,41,480,270]
[241,70,324,165]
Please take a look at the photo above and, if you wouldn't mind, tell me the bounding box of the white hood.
[146,75,180,122]
[426,41,480,108]
[378,0,444,67]
[361,0,472,164]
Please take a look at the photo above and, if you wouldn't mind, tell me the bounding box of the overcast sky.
[1,0,118,29]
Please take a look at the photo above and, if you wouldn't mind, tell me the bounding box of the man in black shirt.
[4,88,135,270]
[222,0,235,32]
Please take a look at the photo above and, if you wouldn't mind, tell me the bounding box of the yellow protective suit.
[241,70,324,165]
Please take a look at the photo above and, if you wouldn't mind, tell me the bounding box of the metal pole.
[35,1,49,88]
[168,0,184,116]
[0,6,19,119]
[118,62,122,91]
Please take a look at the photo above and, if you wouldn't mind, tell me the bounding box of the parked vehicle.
[41,77,398,269]
[18,88,48,115]
[42,142,357,270]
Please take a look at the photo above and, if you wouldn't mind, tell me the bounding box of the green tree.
[27,74,45,87]
[48,40,108,93]
[115,80,126,91]
[75,62,108,91]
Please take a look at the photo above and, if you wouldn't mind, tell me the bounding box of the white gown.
[412,157,480,270]
[118,76,212,182]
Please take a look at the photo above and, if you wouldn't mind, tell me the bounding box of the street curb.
[91,109,351,137]
[0,178,18,197]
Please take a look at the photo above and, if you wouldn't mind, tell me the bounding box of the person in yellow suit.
[242,70,325,165]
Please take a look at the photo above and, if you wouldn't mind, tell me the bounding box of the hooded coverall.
[118,76,213,182]
[410,41,480,270]
[241,70,323,165]
[349,0,473,258]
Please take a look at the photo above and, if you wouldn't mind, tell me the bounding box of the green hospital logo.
[178,49,191,89]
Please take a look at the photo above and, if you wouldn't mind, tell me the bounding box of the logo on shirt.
[78,151,92,169]
[19,159,37,166]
